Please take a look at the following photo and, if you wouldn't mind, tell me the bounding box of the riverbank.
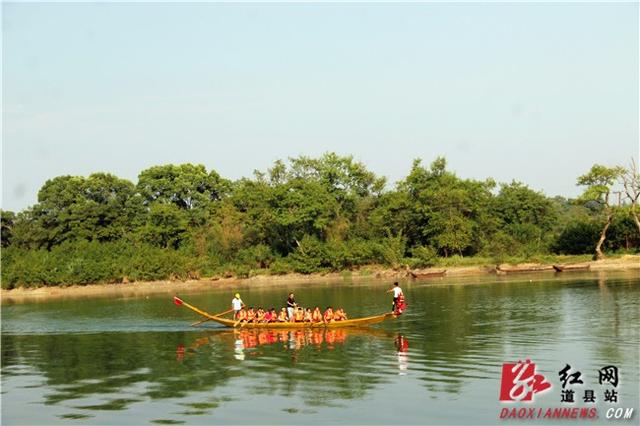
[2,254,639,304]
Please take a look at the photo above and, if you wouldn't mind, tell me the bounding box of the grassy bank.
[2,254,638,304]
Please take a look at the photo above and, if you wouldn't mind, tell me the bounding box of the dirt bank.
[2,255,639,304]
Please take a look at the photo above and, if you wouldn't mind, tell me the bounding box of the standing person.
[386,282,403,313]
[231,293,245,319]
[286,292,297,321]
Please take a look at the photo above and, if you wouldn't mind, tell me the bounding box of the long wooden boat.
[173,297,396,329]
[496,265,555,274]
[408,269,447,279]
[553,263,591,272]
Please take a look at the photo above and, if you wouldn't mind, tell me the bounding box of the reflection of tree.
[1,331,238,412]
[588,273,640,372]
[1,327,396,418]
[405,282,564,396]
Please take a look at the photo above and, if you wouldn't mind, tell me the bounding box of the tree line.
[1,153,639,288]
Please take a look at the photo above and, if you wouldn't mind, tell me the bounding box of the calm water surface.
[2,271,639,425]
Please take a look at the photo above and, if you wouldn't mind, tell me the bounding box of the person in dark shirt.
[286,292,297,321]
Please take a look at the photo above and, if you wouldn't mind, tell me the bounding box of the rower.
[334,308,346,321]
[286,292,297,321]
[236,308,247,323]
[303,308,313,323]
[386,282,403,313]
[246,307,256,323]
[323,306,334,323]
[312,307,322,322]
[268,308,277,322]
[262,308,273,323]
[231,293,245,319]
[277,308,288,322]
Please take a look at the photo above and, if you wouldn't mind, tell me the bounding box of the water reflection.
[177,327,395,363]
[1,272,638,425]
[395,334,409,375]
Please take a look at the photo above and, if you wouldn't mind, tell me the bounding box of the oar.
[190,308,234,327]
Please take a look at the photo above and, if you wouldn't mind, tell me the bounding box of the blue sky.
[3,2,638,212]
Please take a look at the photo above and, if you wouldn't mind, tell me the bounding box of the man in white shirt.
[231,293,244,319]
[386,282,403,313]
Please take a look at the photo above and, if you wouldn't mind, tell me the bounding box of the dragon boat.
[173,296,397,329]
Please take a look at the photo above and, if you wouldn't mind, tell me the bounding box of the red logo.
[500,360,552,402]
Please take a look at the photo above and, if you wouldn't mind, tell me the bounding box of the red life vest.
[395,294,407,314]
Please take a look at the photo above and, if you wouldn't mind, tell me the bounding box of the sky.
[2,2,638,212]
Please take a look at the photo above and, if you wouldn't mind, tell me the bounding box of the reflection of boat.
[178,327,396,361]
[231,328,350,350]
[407,269,447,279]
[552,263,591,272]
[173,297,396,329]
[395,334,409,375]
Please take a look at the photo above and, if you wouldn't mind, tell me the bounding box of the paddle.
[190,307,234,327]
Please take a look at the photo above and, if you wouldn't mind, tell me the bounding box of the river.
[2,271,638,425]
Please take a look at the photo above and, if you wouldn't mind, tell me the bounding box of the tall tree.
[492,181,557,252]
[621,158,640,233]
[577,164,625,259]
[137,164,229,226]
[399,157,494,256]
[24,174,138,248]
[0,210,15,247]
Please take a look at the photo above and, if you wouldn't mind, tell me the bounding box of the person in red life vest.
[277,308,288,322]
[332,308,342,321]
[312,307,323,323]
[294,307,304,322]
[395,292,407,315]
[303,308,313,323]
[323,306,334,323]
[246,307,256,323]
[262,309,273,323]
[236,308,248,323]
[268,308,277,322]
[334,308,348,321]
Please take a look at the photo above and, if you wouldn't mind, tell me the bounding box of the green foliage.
[377,234,407,268]
[409,245,438,268]
[552,220,600,255]
[138,204,188,249]
[1,210,15,248]
[2,156,638,288]
[577,164,625,204]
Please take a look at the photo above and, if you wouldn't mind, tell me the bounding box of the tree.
[398,157,494,256]
[23,174,138,248]
[576,164,625,259]
[138,203,188,249]
[1,210,15,247]
[137,164,229,226]
[492,181,557,253]
[621,158,640,233]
